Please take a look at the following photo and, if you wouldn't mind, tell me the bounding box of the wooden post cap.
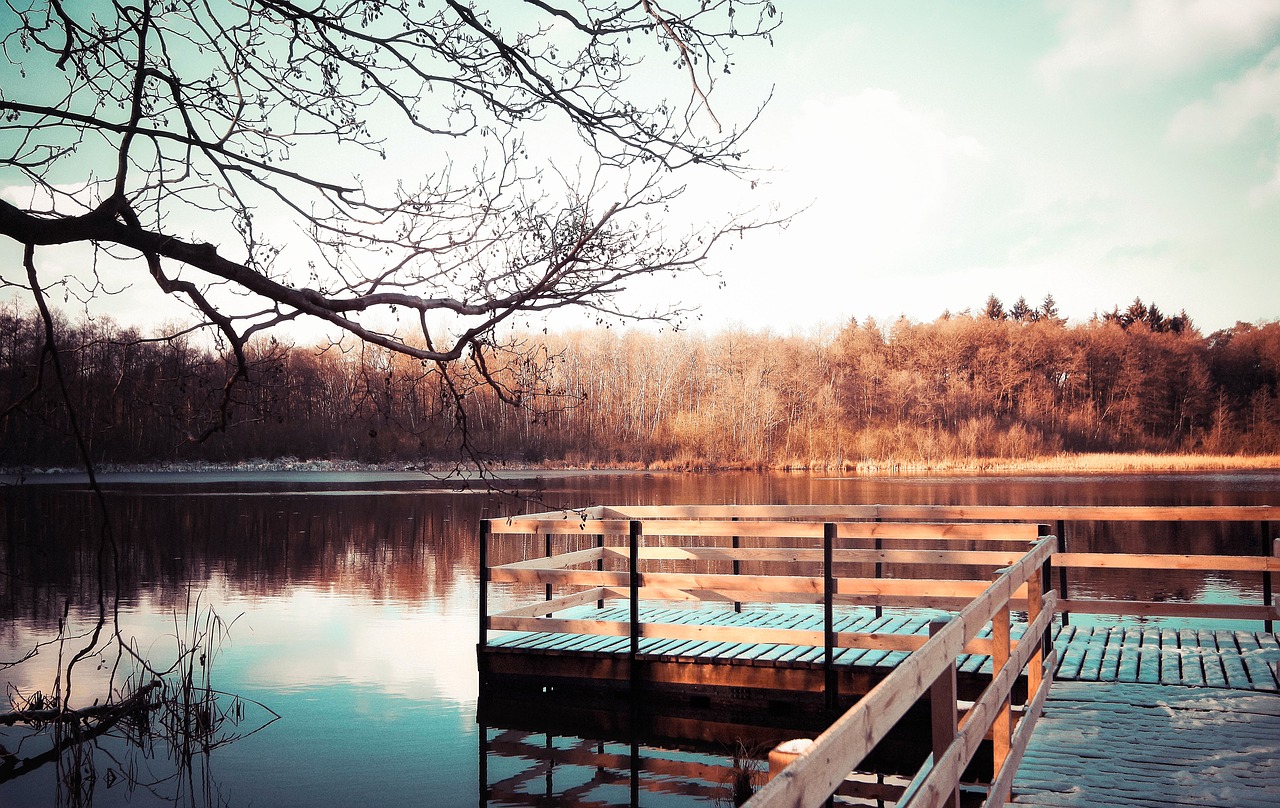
[768,738,814,780]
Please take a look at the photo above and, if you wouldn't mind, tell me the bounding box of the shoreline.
[4,452,1280,480]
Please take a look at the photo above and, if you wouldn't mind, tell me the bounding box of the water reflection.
[2,470,1277,808]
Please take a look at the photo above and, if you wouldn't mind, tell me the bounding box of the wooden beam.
[488,616,630,636]
[1055,552,1280,573]
[492,547,606,570]
[487,517,630,535]
[746,540,1054,808]
[605,504,1280,522]
[631,547,1030,566]
[1058,598,1279,621]
[906,601,1057,808]
[487,568,629,587]
[986,648,1055,807]
[487,588,611,620]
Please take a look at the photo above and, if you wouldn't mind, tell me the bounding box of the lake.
[2,469,1277,807]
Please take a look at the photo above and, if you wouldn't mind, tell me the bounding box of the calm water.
[1,470,1277,807]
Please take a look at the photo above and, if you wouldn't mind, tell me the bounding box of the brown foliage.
[2,307,1279,468]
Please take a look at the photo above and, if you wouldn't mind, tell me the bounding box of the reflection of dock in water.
[478,505,1280,807]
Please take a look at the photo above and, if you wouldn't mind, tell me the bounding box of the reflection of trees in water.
[1,487,517,627]
[4,475,1271,629]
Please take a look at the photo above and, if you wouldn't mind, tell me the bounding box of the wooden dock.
[478,505,1280,808]
[1011,682,1280,808]
[487,605,1280,693]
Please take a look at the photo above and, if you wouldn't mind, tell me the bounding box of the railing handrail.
[516,504,1280,522]
[746,539,1055,807]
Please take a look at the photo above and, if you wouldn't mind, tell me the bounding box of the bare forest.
[3,296,1278,470]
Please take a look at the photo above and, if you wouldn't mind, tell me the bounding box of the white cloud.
[1040,0,1280,84]
[0,181,104,213]
[765,89,985,264]
[1249,144,1280,204]
[1168,46,1280,142]
[1167,46,1280,205]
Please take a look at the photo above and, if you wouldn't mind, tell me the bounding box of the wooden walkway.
[481,505,1280,807]
[487,605,1280,692]
[1010,682,1280,807]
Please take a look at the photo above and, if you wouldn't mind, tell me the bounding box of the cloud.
[1168,46,1280,142]
[1167,46,1280,204]
[766,89,985,264]
[1039,0,1280,84]
[1250,145,1280,204]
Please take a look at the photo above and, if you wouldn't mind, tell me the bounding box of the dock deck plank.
[1010,682,1280,808]
[485,606,1280,692]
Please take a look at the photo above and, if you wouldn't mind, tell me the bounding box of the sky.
[2,1,1279,338]
[655,0,1280,334]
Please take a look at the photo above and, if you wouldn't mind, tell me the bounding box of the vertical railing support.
[874,516,883,619]
[732,516,742,614]
[596,532,605,610]
[1264,524,1274,633]
[478,519,490,650]
[1056,519,1069,626]
[1039,525,1054,653]
[543,527,553,604]
[629,520,642,667]
[928,619,959,808]
[992,571,1013,787]
[1026,546,1045,700]
[824,522,837,711]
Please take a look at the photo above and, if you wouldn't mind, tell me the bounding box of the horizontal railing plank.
[487,588,609,619]
[1056,552,1280,573]
[488,568,629,587]
[633,547,1031,566]
[605,504,1280,522]
[492,547,606,570]
[1058,598,1279,621]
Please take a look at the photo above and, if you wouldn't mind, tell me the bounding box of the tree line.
[2,297,1278,469]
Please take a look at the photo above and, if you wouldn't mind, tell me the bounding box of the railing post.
[732,516,742,614]
[1264,524,1274,633]
[596,532,605,610]
[992,571,1012,787]
[824,522,837,711]
[543,526,553,604]
[874,516,883,619]
[479,519,490,650]
[1056,519,1069,626]
[630,520,642,667]
[1026,544,1045,700]
[928,619,959,808]
[1039,525,1054,653]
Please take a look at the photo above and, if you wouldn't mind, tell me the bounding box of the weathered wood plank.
[1098,625,1124,682]
[1115,627,1142,683]
[1055,551,1280,572]
[1160,628,1182,685]
[1011,682,1280,808]
[1057,625,1090,680]
[1137,630,1161,684]
[1057,598,1278,621]
[1236,631,1278,691]
[1178,628,1206,687]
[1077,626,1110,682]
[603,504,1280,522]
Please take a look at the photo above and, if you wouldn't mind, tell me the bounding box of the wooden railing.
[483,517,1051,708]
[479,504,1280,807]
[747,539,1055,808]
[489,504,1280,629]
